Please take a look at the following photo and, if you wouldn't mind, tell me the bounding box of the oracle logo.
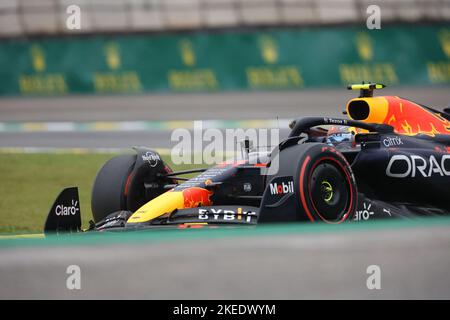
[386,154,450,178]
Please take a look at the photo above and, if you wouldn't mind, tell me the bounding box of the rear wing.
[44,187,81,234]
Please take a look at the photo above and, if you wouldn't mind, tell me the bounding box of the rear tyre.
[296,144,357,223]
[263,143,357,223]
[91,155,136,223]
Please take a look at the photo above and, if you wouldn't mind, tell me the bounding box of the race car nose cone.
[127,187,213,224]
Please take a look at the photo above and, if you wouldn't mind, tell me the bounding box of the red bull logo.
[384,96,450,136]
[182,187,213,208]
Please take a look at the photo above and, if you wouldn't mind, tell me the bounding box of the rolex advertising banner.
[0,25,449,96]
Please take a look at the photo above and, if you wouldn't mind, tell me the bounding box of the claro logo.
[55,200,79,216]
[386,154,450,178]
[269,181,294,195]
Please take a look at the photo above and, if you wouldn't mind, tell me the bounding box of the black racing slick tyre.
[91,154,136,223]
[263,143,357,223]
[296,144,357,223]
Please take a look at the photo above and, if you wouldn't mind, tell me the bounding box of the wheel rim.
[321,180,334,203]
[309,162,350,221]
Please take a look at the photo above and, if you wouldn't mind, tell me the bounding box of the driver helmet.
[326,126,357,147]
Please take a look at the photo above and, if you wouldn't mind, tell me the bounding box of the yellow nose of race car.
[127,187,213,223]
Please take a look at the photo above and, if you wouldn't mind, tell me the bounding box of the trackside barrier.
[0,25,449,96]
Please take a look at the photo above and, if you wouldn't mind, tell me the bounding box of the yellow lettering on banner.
[19,74,67,95]
[355,32,373,62]
[179,40,196,67]
[259,36,278,64]
[105,42,121,70]
[93,72,142,93]
[168,69,218,90]
[427,62,450,83]
[339,63,398,84]
[246,66,303,89]
[30,45,46,72]
[438,29,450,59]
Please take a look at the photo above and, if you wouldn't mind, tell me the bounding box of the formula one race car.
[44,83,450,233]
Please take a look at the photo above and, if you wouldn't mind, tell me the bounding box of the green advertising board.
[0,24,449,96]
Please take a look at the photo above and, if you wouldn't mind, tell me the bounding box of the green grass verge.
[0,153,200,234]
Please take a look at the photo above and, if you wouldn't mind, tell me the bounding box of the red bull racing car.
[44,84,450,233]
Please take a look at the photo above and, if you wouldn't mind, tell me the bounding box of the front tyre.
[91,154,137,223]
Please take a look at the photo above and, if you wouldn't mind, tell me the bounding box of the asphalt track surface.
[0,87,449,149]
[1,87,449,122]
[0,129,291,150]
[1,218,450,299]
[1,88,450,300]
